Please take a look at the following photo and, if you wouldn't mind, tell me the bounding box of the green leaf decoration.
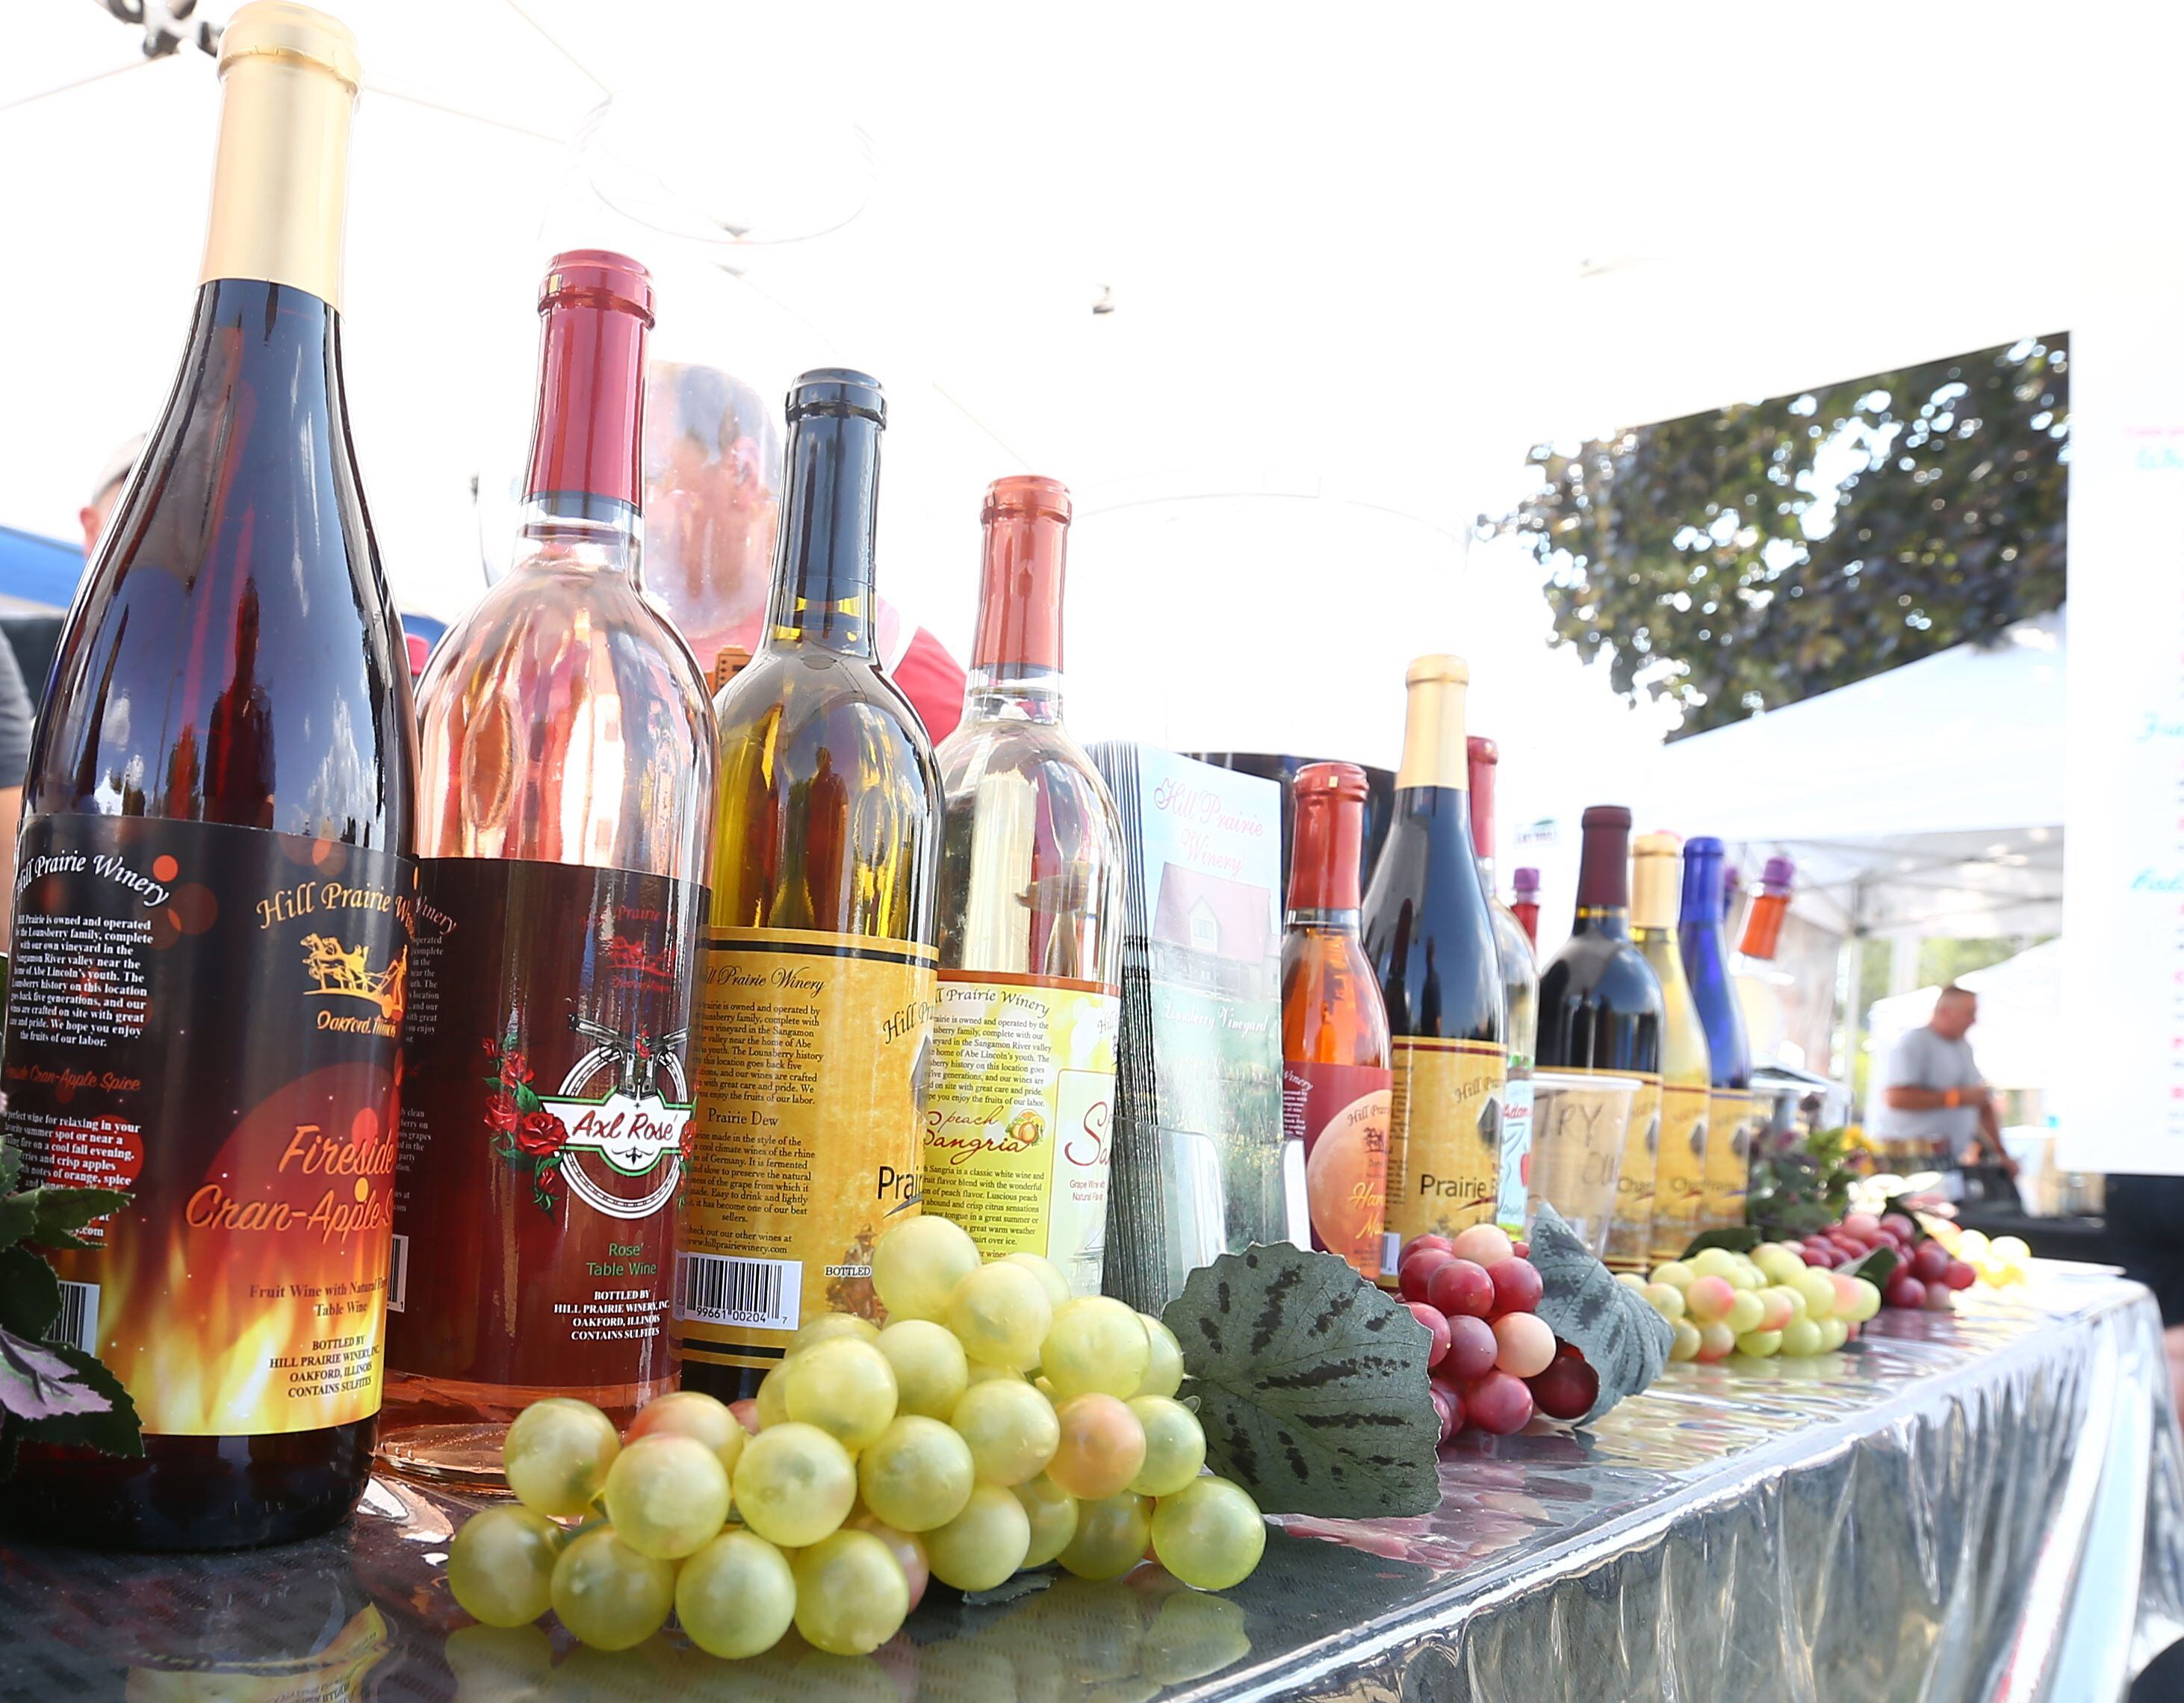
[513,1082,545,1115]
[23,1187,131,1250]
[0,1142,22,1198]
[1678,1225,1762,1259]
[1846,1245,1900,1288]
[0,1330,142,1455]
[1161,1241,1440,1519]
[0,1191,35,1250]
[1530,1202,1673,1426]
[0,1245,60,1340]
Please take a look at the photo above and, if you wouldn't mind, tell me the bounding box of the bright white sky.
[0,1,2167,908]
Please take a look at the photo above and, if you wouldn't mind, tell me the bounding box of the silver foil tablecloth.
[2,1263,2179,1702]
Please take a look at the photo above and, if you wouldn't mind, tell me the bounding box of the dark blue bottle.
[1679,837,1754,1223]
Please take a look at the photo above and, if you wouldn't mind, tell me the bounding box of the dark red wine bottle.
[0,5,417,1549]
[1533,806,1664,1272]
[1359,657,1508,1271]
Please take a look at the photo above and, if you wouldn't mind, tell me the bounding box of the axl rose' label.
[2,814,412,1436]
[1604,1070,1663,1271]
[679,926,936,1372]
[1649,1080,1712,1262]
[922,973,1120,1297]
[386,859,704,1396]
[1704,1088,1757,1229]
[1380,1035,1508,1268]
[1281,1058,1392,1280]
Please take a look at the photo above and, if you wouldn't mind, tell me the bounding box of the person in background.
[1879,984,2016,1177]
[79,435,144,555]
[642,362,967,741]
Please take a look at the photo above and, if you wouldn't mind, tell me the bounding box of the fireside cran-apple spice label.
[387,860,703,1394]
[2,815,412,1436]
[679,925,935,1373]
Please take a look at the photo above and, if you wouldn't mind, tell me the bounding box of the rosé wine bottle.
[379,252,714,1486]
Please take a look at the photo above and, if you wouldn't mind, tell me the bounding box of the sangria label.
[3,813,411,1436]
[387,859,704,1394]
[1704,1088,1758,1229]
[1381,1035,1508,1254]
[1280,1058,1392,1279]
[1649,1080,1713,1262]
[1604,1070,1664,1272]
[679,925,936,1371]
[922,973,1120,1297]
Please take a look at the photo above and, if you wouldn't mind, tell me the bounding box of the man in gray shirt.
[1881,985,2007,1167]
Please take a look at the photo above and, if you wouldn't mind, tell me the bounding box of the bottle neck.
[1573,822,1631,914]
[1631,852,1681,933]
[200,41,353,308]
[967,506,1067,724]
[1681,854,1727,944]
[521,285,648,581]
[1288,790,1366,912]
[768,409,882,657]
[1396,675,1468,790]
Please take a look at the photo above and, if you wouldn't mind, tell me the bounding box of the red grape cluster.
[1395,1226,1596,1440]
[1797,1212,1975,1311]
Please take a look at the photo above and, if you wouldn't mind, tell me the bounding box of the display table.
[4,1265,2180,1702]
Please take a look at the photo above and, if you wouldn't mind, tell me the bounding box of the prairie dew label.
[1704,1088,1757,1229]
[3,814,411,1436]
[924,974,1120,1296]
[1649,1081,1712,1262]
[1382,1036,1508,1252]
[1604,1070,1663,1272]
[388,860,704,1394]
[681,926,936,1369]
[1493,1070,1536,1236]
[1281,1059,1392,1279]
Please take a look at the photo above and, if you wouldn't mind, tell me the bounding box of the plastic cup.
[1526,1072,1640,1257]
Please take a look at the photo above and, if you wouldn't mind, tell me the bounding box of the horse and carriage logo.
[302,934,409,1021]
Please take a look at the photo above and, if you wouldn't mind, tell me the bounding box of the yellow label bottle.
[677,371,940,1396]
[1633,832,1713,1262]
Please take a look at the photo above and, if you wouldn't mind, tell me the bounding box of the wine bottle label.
[385,859,704,1396]
[2,814,412,1436]
[680,926,936,1370]
[922,974,1120,1296]
[1703,1088,1757,1228]
[1280,1058,1392,1279]
[1648,1081,1712,1262]
[1380,1036,1509,1256]
[1492,1071,1536,1237]
[1605,1071,1663,1272]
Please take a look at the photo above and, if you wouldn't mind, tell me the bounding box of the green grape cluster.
[444,1213,1268,1666]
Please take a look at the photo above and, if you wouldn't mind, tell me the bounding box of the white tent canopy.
[1639,612,2066,941]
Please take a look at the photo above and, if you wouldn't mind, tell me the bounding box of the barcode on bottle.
[1380,1232,1402,1275]
[385,1234,409,1314]
[55,1280,99,1354]
[675,1253,801,1331]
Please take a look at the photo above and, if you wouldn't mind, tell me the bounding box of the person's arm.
[1884,1083,1988,1111]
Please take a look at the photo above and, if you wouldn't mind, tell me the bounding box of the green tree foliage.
[1489,335,2069,736]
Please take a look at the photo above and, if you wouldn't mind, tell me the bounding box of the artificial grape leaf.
[1847,1245,1900,1288]
[1678,1225,1762,1259]
[2,1333,142,1460]
[0,1143,20,1197]
[0,1244,59,1340]
[0,1191,35,1251]
[1162,1241,1440,1519]
[1531,1203,1673,1426]
[24,1187,129,1250]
